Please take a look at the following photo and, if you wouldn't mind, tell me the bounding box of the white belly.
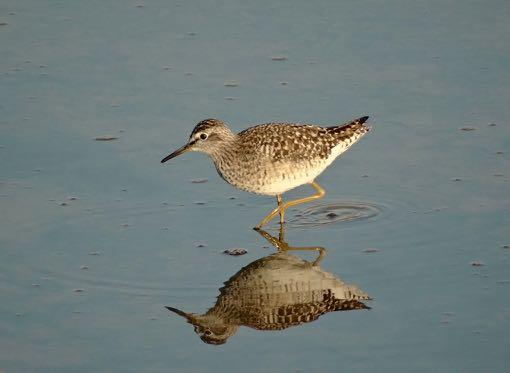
[251,143,348,195]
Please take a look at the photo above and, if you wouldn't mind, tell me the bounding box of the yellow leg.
[255,181,326,229]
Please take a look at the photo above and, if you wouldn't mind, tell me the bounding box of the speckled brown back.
[236,116,370,163]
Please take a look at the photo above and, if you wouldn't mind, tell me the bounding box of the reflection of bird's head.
[166,307,238,345]
[193,324,232,345]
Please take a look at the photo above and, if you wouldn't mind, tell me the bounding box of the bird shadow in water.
[166,225,372,345]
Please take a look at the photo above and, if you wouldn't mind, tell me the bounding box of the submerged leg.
[277,195,284,224]
[255,225,326,266]
[255,181,326,229]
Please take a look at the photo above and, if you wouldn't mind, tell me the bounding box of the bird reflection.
[167,227,371,345]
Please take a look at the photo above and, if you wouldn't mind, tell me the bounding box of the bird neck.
[207,133,238,165]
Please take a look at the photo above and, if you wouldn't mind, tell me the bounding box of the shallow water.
[1,0,509,372]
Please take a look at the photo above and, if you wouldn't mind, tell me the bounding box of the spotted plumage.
[238,118,368,162]
[161,115,371,227]
[166,251,371,344]
[163,116,369,195]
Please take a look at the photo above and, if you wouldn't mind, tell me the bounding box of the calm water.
[1,0,509,372]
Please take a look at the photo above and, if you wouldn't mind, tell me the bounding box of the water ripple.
[287,201,383,228]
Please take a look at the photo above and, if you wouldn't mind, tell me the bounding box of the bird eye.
[200,133,208,140]
[204,330,212,336]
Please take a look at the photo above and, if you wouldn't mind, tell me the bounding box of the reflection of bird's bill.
[161,141,195,163]
[165,306,196,323]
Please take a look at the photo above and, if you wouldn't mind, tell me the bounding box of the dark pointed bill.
[161,143,191,163]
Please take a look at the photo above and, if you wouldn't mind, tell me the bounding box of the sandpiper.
[161,116,370,228]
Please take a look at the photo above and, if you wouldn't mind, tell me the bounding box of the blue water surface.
[1,1,509,372]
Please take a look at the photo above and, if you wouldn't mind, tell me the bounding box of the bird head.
[161,119,234,163]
